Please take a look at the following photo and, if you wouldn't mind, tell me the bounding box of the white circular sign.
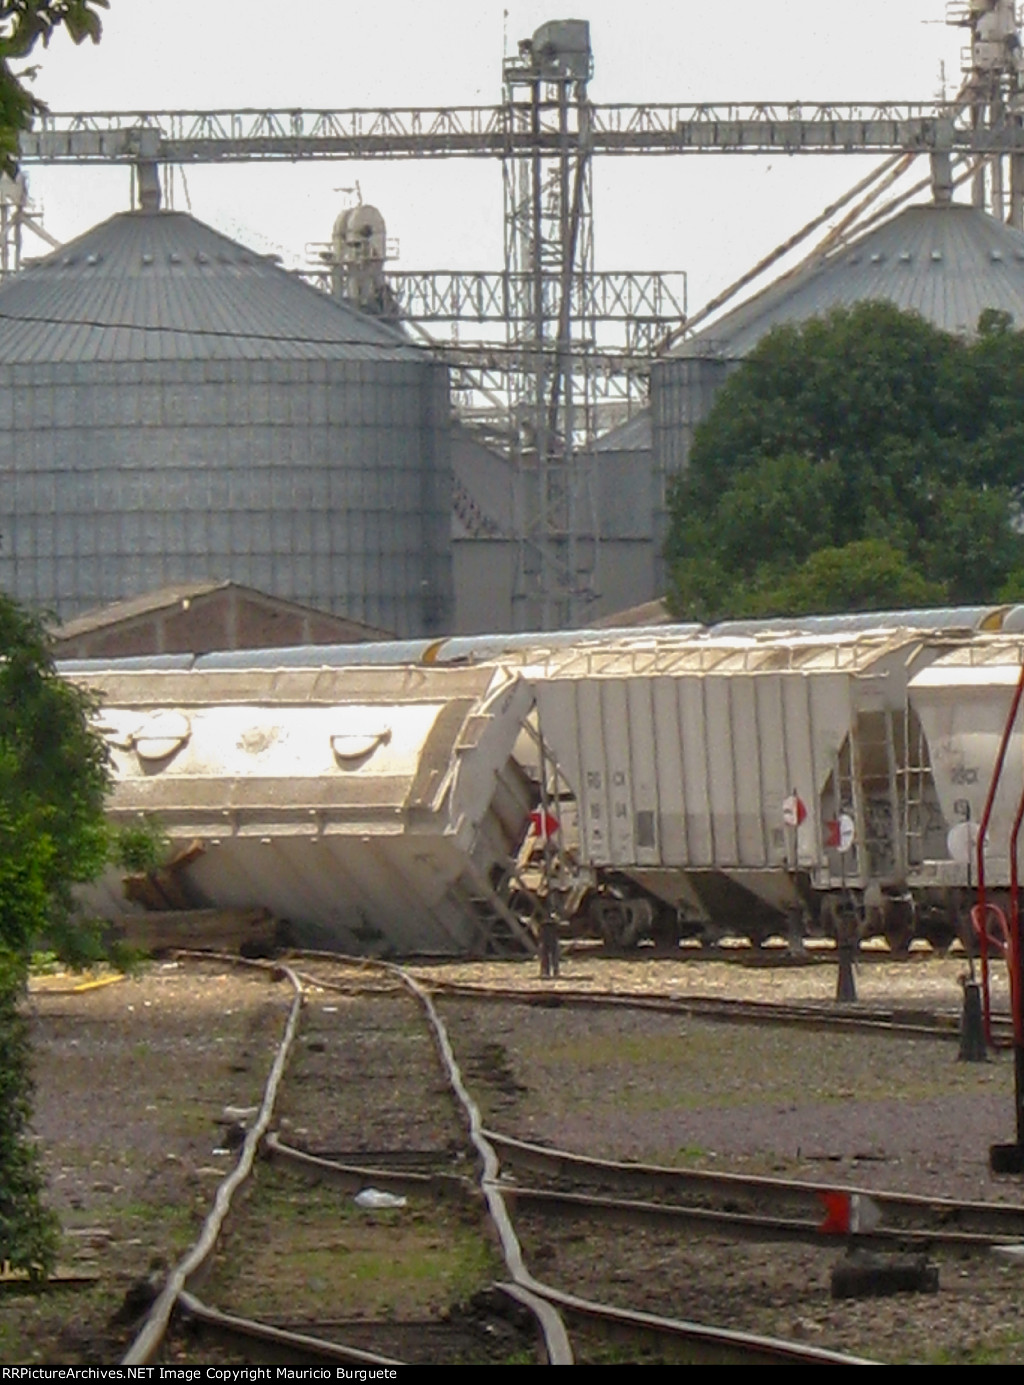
[947,819,981,865]
[837,813,855,854]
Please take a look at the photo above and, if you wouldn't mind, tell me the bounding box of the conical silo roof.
[677,201,1024,360]
[0,209,423,363]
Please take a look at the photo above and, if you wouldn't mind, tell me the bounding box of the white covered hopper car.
[908,636,1024,918]
[73,659,537,957]
[522,626,985,948]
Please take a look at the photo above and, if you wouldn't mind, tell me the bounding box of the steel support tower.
[502,21,596,629]
[949,0,1024,226]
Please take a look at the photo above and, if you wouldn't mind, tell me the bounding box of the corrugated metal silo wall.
[0,356,453,638]
[650,354,731,593]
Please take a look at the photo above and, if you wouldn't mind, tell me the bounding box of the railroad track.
[307,967,1012,1043]
[27,947,1023,1364]
[108,952,877,1366]
[486,1131,1024,1247]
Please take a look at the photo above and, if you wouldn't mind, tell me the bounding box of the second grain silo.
[649,203,1024,590]
[0,206,453,637]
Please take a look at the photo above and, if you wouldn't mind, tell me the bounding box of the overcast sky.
[22,1,968,311]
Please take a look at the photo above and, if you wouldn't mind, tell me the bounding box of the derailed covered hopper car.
[71,660,537,957]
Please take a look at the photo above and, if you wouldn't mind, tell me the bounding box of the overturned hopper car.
[72,660,537,957]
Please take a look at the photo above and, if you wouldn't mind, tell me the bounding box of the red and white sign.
[825,813,856,853]
[782,793,807,828]
[818,1189,881,1236]
[529,809,560,840]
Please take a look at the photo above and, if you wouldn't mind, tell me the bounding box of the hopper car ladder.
[973,657,1024,1172]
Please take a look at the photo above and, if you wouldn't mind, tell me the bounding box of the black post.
[958,979,986,1062]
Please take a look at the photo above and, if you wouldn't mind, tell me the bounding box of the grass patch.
[206,1168,501,1320]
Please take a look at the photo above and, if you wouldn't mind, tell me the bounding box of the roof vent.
[85,253,99,266]
[331,727,392,766]
[991,249,1004,261]
[899,251,912,262]
[141,252,153,265]
[134,711,191,764]
[931,249,943,261]
[169,252,181,265]
[196,252,208,265]
[870,252,883,263]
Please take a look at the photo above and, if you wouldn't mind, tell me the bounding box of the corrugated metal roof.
[676,202,1024,360]
[0,210,426,363]
[533,628,929,677]
[709,606,1006,638]
[591,410,652,453]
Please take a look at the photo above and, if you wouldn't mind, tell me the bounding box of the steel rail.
[293,958,1013,1041]
[501,1184,1013,1249]
[266,1131,1024,1248]
[420,977,996,1040]
[298,956,879,1363]
[155,952,878,1363]
[377,960,575,1366]
[176,1290,404,1366]
[121,962,305,1366]
[262,1131,1015,1249]
[263,1129,469,1199]
[513,1285,877,1366]
[486,1131,1024,1239]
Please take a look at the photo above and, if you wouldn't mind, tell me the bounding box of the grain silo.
[0,208,453,637]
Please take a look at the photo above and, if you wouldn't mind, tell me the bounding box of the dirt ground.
[6,947,1024,1365]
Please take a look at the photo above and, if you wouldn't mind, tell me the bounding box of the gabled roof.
[0,210,426,363]
[53,580,393,646]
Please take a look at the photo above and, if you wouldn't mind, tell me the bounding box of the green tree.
[0,1,111,1278]
[666,301,1024,621]
[0,595,111,1276]
[0,2,108,173]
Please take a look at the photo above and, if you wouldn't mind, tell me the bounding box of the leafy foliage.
[0,0,111,1285]
[0,1,108,174]
[665,301,1024,621]
[0,593,111,1275]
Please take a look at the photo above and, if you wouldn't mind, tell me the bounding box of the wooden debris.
[104,906,279,956]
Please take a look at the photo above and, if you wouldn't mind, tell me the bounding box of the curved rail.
[122,963,305,1366]
[419,977,999,1041]
[378,961,575,1367]
[296,957,876,1365]
[485,1131,1024,1241]
[176,1291,403,1366]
